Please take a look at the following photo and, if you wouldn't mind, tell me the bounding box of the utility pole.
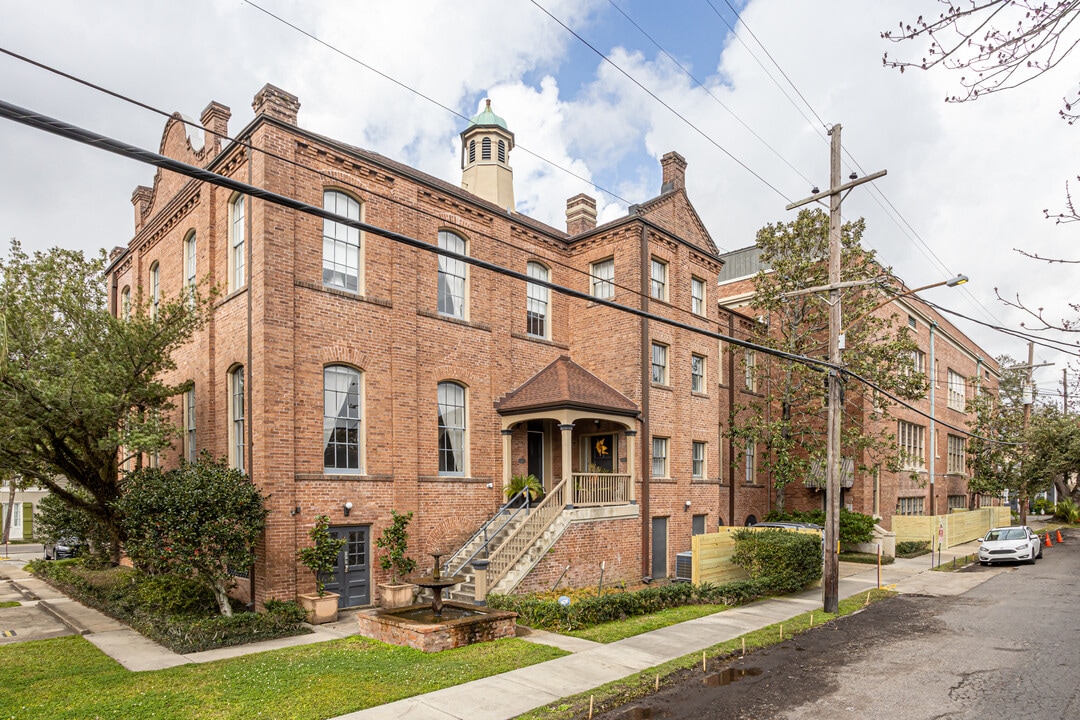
[785,124,885,614]
[1064,367,1069,414]
[1020,341,1035,527]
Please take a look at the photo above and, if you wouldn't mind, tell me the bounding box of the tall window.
[438,382,466,475]
[897,497,925,516]
[745,441,756,483]
[121,286,131,320]
[691,354,705,393]
[230,367,245,472]
[230,195,246,291]
[947,434,966,474]
[322,190,362,293]
[911,349,926,375]
[149,262,160,319]
[526,262,549,338]
[898,420,925,470]
[184,231,197,305]
[652,437,668,477]
[324,365,362,472]
[437,231,467,318]
[744,350,756,391]
[184,387,196,463]
[591,258,614,299]
[691,276,705,316]
[651,343,668,384]
[650,258,667,300]
[947,370,966,410]
[692,441,706,478]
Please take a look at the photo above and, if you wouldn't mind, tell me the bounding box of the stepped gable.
[494,356,639,416]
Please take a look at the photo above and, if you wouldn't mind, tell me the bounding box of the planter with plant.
[505,473,543,507]
[296,515,347,624]
[376,510,418,608]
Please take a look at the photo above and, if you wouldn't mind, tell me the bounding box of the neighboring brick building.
[716,246,1002,531]
[105,85,770,610]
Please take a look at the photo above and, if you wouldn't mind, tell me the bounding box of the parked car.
[978,526,1042,565]
[43,537,82,560]
[751,521,824,532]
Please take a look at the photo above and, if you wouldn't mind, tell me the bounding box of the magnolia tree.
[117,458,268,616]
[731,209,927,510]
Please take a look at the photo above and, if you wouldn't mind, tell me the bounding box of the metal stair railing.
[486,479,567,591]
[443,489,531,578]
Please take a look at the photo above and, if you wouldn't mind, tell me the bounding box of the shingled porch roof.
[494,356,639,418]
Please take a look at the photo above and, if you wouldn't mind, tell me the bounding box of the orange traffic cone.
[1057,529,1064,543]
[1045,533,1053,547]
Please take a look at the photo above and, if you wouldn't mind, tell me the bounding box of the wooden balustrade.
[571,473,631,506]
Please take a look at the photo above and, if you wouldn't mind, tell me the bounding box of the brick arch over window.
[318,347,370,371]
[428,366,483,390]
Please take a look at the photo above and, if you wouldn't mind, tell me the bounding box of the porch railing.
[486,479,567,590]
[443,489,532,578]
[571,473,631,506]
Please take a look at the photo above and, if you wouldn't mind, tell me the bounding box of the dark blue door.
[324,525,370,608]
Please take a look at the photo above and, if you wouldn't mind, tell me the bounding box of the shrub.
[731,528,822,593]
[1054,498,1080,524]
[135,574,218,616]
[297,515,347,596]
[764,507,875,545]
[376,510,417,584]
[896,540,930,558]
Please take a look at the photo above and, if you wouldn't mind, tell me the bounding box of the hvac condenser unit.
[674,551,693,582]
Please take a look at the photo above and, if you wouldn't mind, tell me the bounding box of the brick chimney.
[252,84,300,126]
[660,151,687,193]
[566,193,597,235]
[200,101,231,157]
[131,185,152,233]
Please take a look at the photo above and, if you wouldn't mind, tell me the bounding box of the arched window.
[149,262,160,319]
[526,262,549,338]
[481,137,491,160]
[468,139,476,164]
[437,231,467,318]
[121,286,131,320]
[497,139,506,163]
[184,386,196,463]
[230,195,246,291]
[322,190,362,293]
[324,365,362,472]
[438,381,466,475]
[230,366,245,471]
[185,231,197,305]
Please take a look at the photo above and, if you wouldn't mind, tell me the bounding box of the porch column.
[559,423,575,506]
[625,430,637,504]
[501,428,514,495]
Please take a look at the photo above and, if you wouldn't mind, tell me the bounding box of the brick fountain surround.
[356,602,518,652]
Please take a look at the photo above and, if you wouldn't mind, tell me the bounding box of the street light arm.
[844,274,969,334]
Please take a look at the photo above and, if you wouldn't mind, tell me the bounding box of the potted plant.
[505,473,543,507]
[376,510,417,608]
[296,515,347,624]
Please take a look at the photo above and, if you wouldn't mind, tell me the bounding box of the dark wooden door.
[324,525,370,607]
[651,516,668,579]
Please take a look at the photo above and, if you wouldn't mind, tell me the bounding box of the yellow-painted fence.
[892,507,1012,548]
[689,526,821,586]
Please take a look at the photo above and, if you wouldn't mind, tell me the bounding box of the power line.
[912,296,1080,355]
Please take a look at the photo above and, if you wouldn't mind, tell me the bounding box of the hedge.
[731,528,823,593]
[764,507,876,545]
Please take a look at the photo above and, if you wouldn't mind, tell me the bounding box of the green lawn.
[564,603,731,643]
[0,601,20,608]
[0,634,567,719]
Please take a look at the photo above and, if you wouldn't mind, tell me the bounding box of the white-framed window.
[184,231,197,305]
[121,286,131,320]
[184,387,196,463]
[437,230,467,319]
[230,195,245,291]
[911,349,926,375]
[947,434,966,474]
[744,350,756,392]
[745,440,756,484]
[526,261,549,338]
[651,342,668,385]
[438,381,467,475]
[652,437,668,478]
[897,497,925,516]
[591,258,614,299]
[692,441,706,478]
[230,366,245,472]
[650,258,667,301]
[322,190,362,293]
[149,261,160,319]
[691,276,705,316]
[947,369,966,411]
[324,365,362,473]
[898,420,925,470]
[691,354,705,393]
[948,495,967,511]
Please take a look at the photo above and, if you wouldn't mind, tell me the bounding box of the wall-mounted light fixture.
[684,500,691,512]
[343,501,353,517]
[289,506,301,516]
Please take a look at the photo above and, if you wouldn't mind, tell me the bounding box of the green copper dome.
[468,99,508,130]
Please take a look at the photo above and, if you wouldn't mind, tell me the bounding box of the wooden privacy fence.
[893,507,1012,548]
[689,526,821,586]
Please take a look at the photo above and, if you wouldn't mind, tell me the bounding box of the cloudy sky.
[1,0,1077,391]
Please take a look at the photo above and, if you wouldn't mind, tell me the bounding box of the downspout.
[727,313,736,527]
[928,321,936,517]
[246,145,256,610]
[639,221,651,578]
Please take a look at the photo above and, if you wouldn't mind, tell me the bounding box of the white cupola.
[460,99,515,211]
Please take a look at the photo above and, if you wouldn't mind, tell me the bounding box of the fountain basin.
[356,601,517,653]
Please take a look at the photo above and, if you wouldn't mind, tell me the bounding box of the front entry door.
[527,421,545,491]
[324,525,370,608]
[651,516,668,579]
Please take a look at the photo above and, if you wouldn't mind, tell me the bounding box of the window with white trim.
[149,262,160,320]
[650,258,667,300]
[322,190,362,293]
[692,441,706,478]
[897,497,925,515]
[910,349,926,375]
[184,387,196,463]
[651,342,668,385]
[230,195,245,291]
[230,366,245,472]
[652,437,668,477]
[691,354,705,393]
[184,231,197,305]
[437,231,467,318]
[324,365,362,472]
[591,258,614,299]
[744,350,756,392]
[745,441,756,484]
[438,381,467,475]
[947,369,966,411]
[947,434,966,474]
[526,262,549,338]
[898,420,925,470]
[691,276,705,316]
[121,286,131,320]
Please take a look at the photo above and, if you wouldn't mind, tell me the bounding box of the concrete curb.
[37,598,90,635]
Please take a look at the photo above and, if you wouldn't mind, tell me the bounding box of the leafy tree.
[731,209,926,509]
[376,510,417,584]
[35,488,112,563]
[966,354,1026,502]
[116,458,269,617]
[296,515,347,597]
[1024,405,1080,506]
[0,241,211,561]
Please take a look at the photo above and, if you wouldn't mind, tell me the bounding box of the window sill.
[691,391,710,399]
[214,286,248,308]
[295,280,392,308]
[294,473,393,482]
[511,332,569,349]
[586,298,615,307]
[650,382,672,392]
[650,476,676,484]
[691,477,722,485]
[417,308,491,332]
[418,476,492,483]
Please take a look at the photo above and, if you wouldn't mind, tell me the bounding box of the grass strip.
[564,603,731,643]
[932,554,977,572]
[0,601,20,608]
[513,588,897,720]
[838,552,894,565]
[0,634,567,719]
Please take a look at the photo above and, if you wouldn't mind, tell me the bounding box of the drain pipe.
[639,221,651,579]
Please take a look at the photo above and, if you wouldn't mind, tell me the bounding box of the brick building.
[105,85,772,610]
[715,246,1002,531]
